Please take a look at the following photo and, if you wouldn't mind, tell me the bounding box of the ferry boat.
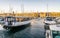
[2,16,31,30]
[46,24,60,38]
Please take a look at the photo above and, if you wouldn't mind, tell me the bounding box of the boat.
[46,24,60,38]
[0,16,5,24]
[44,17,56,25]
[44,17,56,30]
[2,16,31,30]
[55,17,60,24]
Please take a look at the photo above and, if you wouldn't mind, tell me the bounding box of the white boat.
[44,17,56,25]
[55,17,60,24]
[2,16,31,30]
[46,24,60,38]
[0,17,5,24]
[44,17,56,30]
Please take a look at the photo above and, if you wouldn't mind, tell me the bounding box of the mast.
[21,0,24,13]
[46,0,49,17]
[9,5,13,13]
[9,5,15,17]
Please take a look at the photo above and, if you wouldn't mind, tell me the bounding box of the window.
[6,16,16,22]
[46,17,53,21]
[52,31,60,38]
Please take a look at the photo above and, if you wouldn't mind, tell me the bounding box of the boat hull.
[3,23,30,30]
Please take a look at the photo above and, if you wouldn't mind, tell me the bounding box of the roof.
[50,24,60,31]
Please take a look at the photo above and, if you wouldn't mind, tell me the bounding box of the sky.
[0,0,60,12]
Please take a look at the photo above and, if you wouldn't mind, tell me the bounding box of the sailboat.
[44,2,56,25]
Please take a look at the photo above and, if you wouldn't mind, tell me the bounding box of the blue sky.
[0,0,60,12]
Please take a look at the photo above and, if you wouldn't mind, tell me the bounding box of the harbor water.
[0,18,45,38]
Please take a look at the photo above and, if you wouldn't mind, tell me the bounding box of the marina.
[0,13,60,38]
[0,0,60,38]
[0,14,60,38]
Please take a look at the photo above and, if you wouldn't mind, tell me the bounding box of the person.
[8,21,12,25]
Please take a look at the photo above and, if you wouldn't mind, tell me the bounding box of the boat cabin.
[46,17,56,21]
[5,16,16,25]
[4,16,30,25]
[49,25,60,38]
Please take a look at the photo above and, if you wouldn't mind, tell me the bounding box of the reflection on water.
[0,19,45,38]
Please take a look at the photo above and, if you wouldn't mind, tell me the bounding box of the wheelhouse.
[5,16,16,25]
[5,16,16,22]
